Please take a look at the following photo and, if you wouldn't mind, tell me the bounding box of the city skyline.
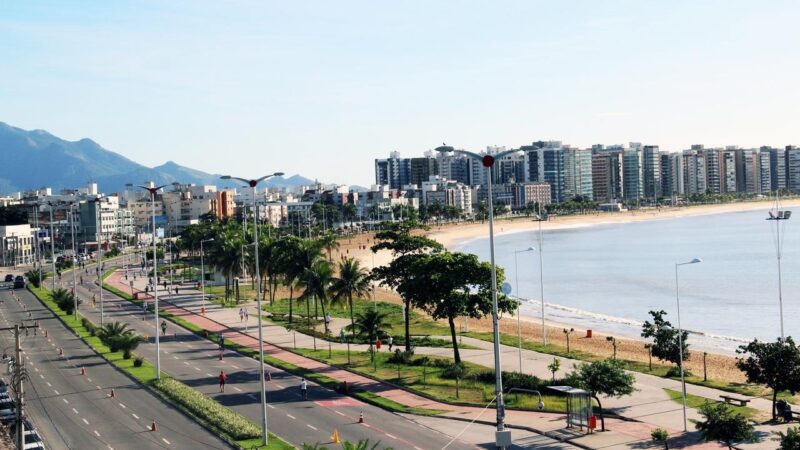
[2,1,800,186]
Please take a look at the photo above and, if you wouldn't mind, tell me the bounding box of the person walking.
[299,378,308,400]
[92,294,96,308]
[239,308,244,322]
[387,335,393,352]
[160,320,167,336]
[218,371,227,392]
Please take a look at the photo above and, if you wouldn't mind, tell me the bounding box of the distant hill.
[0,122,317,194]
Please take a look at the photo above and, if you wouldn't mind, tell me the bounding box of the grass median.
[28,284,293,450]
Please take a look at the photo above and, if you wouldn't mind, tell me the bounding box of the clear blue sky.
[1,1,798,186]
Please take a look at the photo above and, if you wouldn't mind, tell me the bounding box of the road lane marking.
[132,413,140,419]
[233,386,242,392]
[82,418,89,425]
[193,367,200,371]
[46,382,51,387]
[87,378,92,382]
[172,356,179,359]
[94,430,100,437]
[39,374,44,379]
[287,414,296,419]
[119,403,126,409]
[206,373,213,377]
[385,433,397,439]
[183,361,190,365]
[162,438,171,445]
[247,393,258,399]
[231,365,239,369]
[63,398,69,404]
[33,367,38,372]
[72,408,79,414]
[267,404,275,409]
[335,411,345,416]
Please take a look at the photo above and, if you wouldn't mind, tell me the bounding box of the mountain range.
[0,122,316,195]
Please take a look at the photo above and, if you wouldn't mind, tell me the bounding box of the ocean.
[453,209,800,354]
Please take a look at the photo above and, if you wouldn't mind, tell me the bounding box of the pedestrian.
[324,313,331,331]
[80,276,83,284]
[142,301,148,314]
[161,320,167,336]
[299,378,308,400]
[92,294,96,308]
[163,280,167,290]
[339,328,346,343]
[239,308,244,322]
[175,286,178,295]
[387,335,393,352]
[218,370,227,392]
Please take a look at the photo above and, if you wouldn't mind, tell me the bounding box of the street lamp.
[675,257,702,432]
[139,184,167,380]
[66,201,79,318]
[220,172,283,446]
[200,238,215,310]
[93,196,109,326]
[435,145,520,447]
[535,205,547,346]
[766,195,791,340]
[514,247,534,373]
[46,201,57,291]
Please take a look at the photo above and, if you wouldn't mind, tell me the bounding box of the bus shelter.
[548,386,594,432]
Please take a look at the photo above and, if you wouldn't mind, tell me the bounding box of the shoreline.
[331,199,799,384]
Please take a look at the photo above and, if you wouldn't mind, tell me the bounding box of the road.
[0,287,233,450]
[72,261,576,450]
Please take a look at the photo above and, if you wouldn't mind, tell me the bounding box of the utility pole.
[14,324,25,450]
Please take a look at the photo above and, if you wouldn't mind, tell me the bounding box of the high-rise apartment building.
[564,147,593,200]
[643,145,661,199]
[408,154,438,186]
[375,151,411,189]
[622,144,643,201]
[758,150,772,194]
[721,149,737,193]
[660,153,684,197]
[786,146,800,191]
[683,147,708,195]
[704,147,722,194]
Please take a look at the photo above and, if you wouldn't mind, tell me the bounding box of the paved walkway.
[106,269,744,449]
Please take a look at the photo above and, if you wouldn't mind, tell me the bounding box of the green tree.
[303,440,390,450]
[25,270,46,288]
[569,359,635,431]
[774,426,800,450]
[52,288,78,315]
[347,309,392,361]
[208,222,245,303]
[318,232,340,262]
[695,402,754,449]
[547,357,561,381]
[274,236,306,324]
[371,222,443,352]
[641,310,689,370]
[736,337,800,420]
[98,321,138,354]
[299,259,334,333]
[651,428,669,449]
[330,257,371,340]
[400,251,516,364]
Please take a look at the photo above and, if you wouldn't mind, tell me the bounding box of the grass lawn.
[294,348,569,414]
[663,388,761,421]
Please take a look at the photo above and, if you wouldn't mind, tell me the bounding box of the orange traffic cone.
[358,411,364,423]
[331,429,341,444]
[150,419,157,431]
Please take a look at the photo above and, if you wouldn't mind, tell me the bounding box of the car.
[13,276,25,289]
[4,274,13,283]
[10,419,46,449]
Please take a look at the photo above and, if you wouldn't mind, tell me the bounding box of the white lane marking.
[119,403,126,409]
[193,367,200,371]
[108,446,114,450]
[53,390,59,395]
[72,408,79,414]
[274,383,284,389]
[162,438,170,445]
[34,367,39,372]
[233,386,242,392]
[46,382,51,387]
[172,356,179,359]
[385,434,397,440]
[248,393,258,399]
[96,385,102,390]
[335,411,345,416]
[183,361,190,365]
[94,430,101,437]
[231,365,239,369]
[267,404,275,409]
[132,413,140,419]
[206,373,213,377]
[39,374,44,379]
[307,424,317,431]
[286,414,296,419]
[82,418,89,425]
[87,378,92,382]
[63,398,69,404]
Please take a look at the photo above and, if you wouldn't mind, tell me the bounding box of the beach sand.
[328,199,800,384]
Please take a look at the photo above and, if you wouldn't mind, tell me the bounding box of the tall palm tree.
[330,257,371,339]
[209,223,245,303]
[347,309,392,361]
[274,236,304,324]
[294,239,324,323]
[299,259,333,333]
[317,232,340,262]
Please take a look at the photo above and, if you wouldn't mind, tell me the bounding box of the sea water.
[454,209,800,354]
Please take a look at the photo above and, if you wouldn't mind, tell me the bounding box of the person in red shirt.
[218,371,227,392]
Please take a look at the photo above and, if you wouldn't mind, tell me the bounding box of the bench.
[720,395,751,407]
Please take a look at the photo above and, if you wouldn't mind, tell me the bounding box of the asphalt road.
[72,267,484,450]
[0,287,233,450]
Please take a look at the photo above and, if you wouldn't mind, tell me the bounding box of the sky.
[1,1,799,186]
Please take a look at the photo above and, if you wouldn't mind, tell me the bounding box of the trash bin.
[588,416,597,430]
[586,329,593,338]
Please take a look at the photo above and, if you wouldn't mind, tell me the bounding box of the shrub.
[440,362,467,380]
[387,350,414,365]
[651,427,669,449]
[133,357,144,367]
[152,377,260,440]
[411,356,431,367]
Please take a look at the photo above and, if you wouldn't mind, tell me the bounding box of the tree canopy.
[569,359,635,431]
[736,337,800,420]
[695,402,754,449]
[641,310,689,369]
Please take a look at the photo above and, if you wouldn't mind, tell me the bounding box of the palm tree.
[317,232,340,262]
[303,440,389,450]
[98,321,135,352]
[299,259,334,334]
[51,288,77,314]
[273,236,304,324]
[295,239,324,324]
[330,258,371,339]
[347,309,392,360]
[25,270,46,288]
[209,223,245,303]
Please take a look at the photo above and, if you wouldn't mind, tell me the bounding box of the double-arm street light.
[674,257,702,432]
[766,193,791,340]
[435,145,520,448]
[514,247,534,373]
[139,185,167,380]
[200,238,215,310]
[220,172,283,446]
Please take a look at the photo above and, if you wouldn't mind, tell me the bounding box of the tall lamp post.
[139,185,167,380]
[766,195,791,340]
[46,202,57,291]
[514,247,534,373]
[536,204,547,345]
[93,196,108,326]
[66,201,79,318]
[675,257,702,432]
[200,238,215,310]
[435,145,519,447]
[221,172,283,446]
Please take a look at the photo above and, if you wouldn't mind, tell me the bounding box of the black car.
[3,274,12,283]
[13,276,24,289]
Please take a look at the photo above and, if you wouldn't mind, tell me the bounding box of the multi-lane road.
[0,287,232,450]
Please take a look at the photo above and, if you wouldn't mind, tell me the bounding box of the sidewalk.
[107,270,735,449]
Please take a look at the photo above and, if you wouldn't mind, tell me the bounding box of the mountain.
[0,122,317,194]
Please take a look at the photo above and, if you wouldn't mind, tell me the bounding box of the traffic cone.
[358,411,364,423]
[331,429,340,444]
[80,367,86,375]
[150,419,157,431]
[109,389,115,398]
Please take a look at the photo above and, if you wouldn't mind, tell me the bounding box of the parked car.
[4,274,13,282]
[10,419,46,449]
[14,276,25,289]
